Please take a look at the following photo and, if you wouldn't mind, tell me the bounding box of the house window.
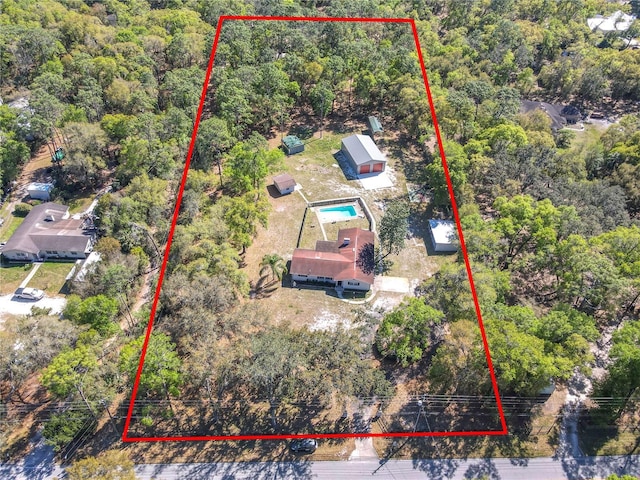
[347,281,360,286]
[70,251,78,255]
[46,250,56,254]
[298,274,307,278]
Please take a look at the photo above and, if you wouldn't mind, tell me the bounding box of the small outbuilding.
[27,182,54,201]
[341,134,386,176]
[368,116,383,135]
[273,173,296,195]
[282,135,304,155]
[428,219,458,253]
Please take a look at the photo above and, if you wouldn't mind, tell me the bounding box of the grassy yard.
[0,214,25,242]
[0,263,33,294]
[26,262,75,295]
[243,124,448,328]
[66,194,95,214]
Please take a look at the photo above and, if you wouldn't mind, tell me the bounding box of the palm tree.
[259,254,287,282]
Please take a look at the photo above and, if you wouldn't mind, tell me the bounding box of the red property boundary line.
[122,15,508,443]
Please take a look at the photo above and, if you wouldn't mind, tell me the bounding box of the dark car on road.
[289,439,317,453]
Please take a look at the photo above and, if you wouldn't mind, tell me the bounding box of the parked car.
[14,287,45,301]
[289,439,317,453]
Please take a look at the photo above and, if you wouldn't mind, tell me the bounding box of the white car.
[15,287,45,301]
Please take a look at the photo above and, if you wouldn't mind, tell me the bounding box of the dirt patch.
[309,310,353,331]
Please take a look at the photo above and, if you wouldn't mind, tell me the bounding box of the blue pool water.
[319,205,358,221]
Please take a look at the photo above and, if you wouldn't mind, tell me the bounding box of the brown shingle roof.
[273,173,296,191]
[290,228,375,284]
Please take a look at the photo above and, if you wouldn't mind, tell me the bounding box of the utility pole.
[100,399,118,435]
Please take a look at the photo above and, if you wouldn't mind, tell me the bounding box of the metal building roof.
[341,134,385,166]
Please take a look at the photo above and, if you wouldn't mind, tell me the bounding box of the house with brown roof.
[290,227,375,291]
[1,203,95,262]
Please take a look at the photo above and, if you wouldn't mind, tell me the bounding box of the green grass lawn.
[0,264,33,294]
[27,262,75,295]
[0,215,25,242]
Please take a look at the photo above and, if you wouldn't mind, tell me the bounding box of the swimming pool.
[318,205,358,222]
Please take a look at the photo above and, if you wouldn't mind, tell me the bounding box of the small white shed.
[27,183,54,201]
[428,219,458,253]
[273,173,296,195]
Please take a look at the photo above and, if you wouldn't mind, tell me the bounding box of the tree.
[428,319,488,395]
[259,254,287,281]
[119,333,183,398]
[67,450,137,480]
[377,200,410,261]
[221,192,270,255]
[375,298,444,367]
[224,135,283,195]
[41,346,98,399]
[161,67,205,118]
[309,82,334,138]
[0,314,78,401]
[64,295,119,335]
[60,122,108,188]
[485,318,559,396]
[193,117,234,184]
[425,140,470,207]
[492,195,564,269]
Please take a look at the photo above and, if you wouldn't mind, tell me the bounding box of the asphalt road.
[131,455,640,480]
[2,453,639,480]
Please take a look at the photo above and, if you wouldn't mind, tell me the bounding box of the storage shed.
[368,116,383,135]
[273,173,296,195]
[428,219,458,253]
[282,135,304,155]
[27,182,54,201]
[341,134,386,176]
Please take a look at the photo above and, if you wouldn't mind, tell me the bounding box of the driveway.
[0,294,66,319]
[374,276,411,294]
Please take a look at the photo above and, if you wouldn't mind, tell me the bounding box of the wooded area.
[1,0,640,463]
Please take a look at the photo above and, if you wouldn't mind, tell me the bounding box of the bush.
[13,203,32,217]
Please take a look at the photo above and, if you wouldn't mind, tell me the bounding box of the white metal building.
[428,219,458,253]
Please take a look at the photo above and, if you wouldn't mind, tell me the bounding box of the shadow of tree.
[356,242,375,275]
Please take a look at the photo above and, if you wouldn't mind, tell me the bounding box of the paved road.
[131,455,640,480]
[2,453,639,480]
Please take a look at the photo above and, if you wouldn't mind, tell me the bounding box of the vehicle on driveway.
[14,287,45,300]
[289,439,317,453]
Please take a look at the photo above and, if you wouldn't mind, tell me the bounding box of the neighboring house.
[1,203,95,262]
[273,173,296,195]
[520,101,582,131]
[282,135,304,155]
[428,219,458,253]
[290,227,375,291]
[341,134,386,175]
[587,10,636,33]
[27,182,54,201]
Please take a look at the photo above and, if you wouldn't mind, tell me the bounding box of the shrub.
[13,203,32,217]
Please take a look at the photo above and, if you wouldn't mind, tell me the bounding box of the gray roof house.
[1,203,95,262]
